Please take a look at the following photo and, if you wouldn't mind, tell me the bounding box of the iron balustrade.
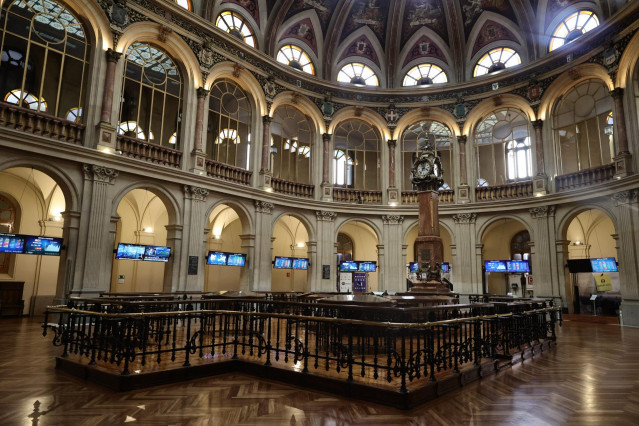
[42,305,560,394]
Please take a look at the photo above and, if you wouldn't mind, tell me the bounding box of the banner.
[353,272,367,293]
[595,274,612,292]
[339,272,352,293]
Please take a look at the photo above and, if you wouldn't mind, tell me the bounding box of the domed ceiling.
[203,0,626,86]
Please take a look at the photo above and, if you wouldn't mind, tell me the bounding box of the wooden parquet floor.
[1,316,638,425]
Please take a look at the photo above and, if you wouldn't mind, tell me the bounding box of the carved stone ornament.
[263,79,276,98]
[316,211,337,221]
[612,189,639,206]
[83,164,119,184]
[199,45,215,68]
[452,213,476,224]
[255,200,274,214]
[382,215,404,225]
[184,185,209,201]
[529,205,556,218]
[159,25,172,43]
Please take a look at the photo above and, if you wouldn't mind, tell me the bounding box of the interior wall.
[205,216,243,291]
[0,168,65,314]
[482,218,527,295]
[111,190,168,293]
[338,221,379,292]
[271,215,309,292]
[566,209,617,259]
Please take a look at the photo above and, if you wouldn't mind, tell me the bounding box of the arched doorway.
[271,215,309,292]
[336,220,380,292]
[481,218,529,295]
[405,222,453,284]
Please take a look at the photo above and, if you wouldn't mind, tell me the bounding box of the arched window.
[0,194,17,274]
[118,42,182,148]
[0,0,90,121]
[276,45,315,75]
[337,63,379,86]
[473,47,521,77]
[402,121,454,190]
[403,64,448,86]
[336,233,354,264]
[175,0,192,11]
[215,10,256,48]
[549,10,599,52]
[333,119,381,189]
[207,79,251,169]
[553,79,613,175]
[475,108,531,186]
[271,105,313,184]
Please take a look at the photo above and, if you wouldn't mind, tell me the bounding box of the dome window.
[473,48,521,77]
[549,11,599,52]
[276,45,315,75]
[174,0,191,10]
[337,63,379,87]
[215,11,256,48]
[403,64,448,86]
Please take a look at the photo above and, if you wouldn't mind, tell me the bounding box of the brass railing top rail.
[45,305,559,329]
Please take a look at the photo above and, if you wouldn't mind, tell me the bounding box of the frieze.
[184,185,209,201]
[452,213,476,224]
[382,215,404,225]
[529,206,556,218]
[255,200,274,214]
[83,164,119,184]
[316,211,337,221]
[612,189,639,206]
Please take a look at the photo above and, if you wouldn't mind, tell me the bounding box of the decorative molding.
[262,115,273,125]
[457,135,467,145]
[529,205,556,218]
[452,213,476,224]
[255,200,274,214]
[105,48,122,63]
[382,215,404,225]
[609,87,624,99]
[316,210,337,222]
[532,119,544,129]
[612,189,639,206]
[196,87,209,99]
[82,164,118,184]
[184,185,209,201]
[386,139,397,149]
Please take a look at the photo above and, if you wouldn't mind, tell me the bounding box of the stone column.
[555,240,571,312]
[452,213,477,293]
[612,189,639,325]
[610,88,633,178]
[97,49,122,150]
[532,120,548,195]
[456,136,470,203]
[315,210,337,291]
[529,206,561,300]
[382,215,404,292]
[54,210,81,303]
[376,244,385,292]
[239,234,256,291]
[386,140,399,204]
[191,88,209,173]
[259,116,273,188]
[254,201,274,290]
[79,165,118,295]
[321,133,333,201]
[183,185,209,291]
[164,224,183,292]
[306,241,318,292]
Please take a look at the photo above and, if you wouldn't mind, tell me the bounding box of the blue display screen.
[442,262,450,273]
[590,257,618,273]
[485,260,507,272]
[0,233,25,253]
[340,261,358,272]
[24,236,62,256]
[143,245,171,262]
[207,251,228,265]
[116,243,145,260]
[409,262,419,273]
[227,253,246,267]
[292,258,309,270]
[506,260,529,273]
[358,261,377,272]
[274,257,292,269]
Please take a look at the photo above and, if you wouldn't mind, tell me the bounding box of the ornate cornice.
[316,210,337,222]
[612,189,639,205]
[382,215,404,225]
[529,205,556,218]
[82,164,118,184]
[452,213,476,224]
[184,185,209,201]
[255,200,274,214]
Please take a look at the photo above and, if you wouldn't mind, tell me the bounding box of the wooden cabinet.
[0,281,24,316]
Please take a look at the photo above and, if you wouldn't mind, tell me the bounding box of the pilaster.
[452,213,478,293]
[54,210,81,303]
[529,206,560,300]
[382,215,404,292]
[316,210,337,291]
[254,200,274,291]
[612,189,639,325]
[183,185,209,291]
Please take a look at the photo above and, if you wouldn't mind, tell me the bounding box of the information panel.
[227,253,246,267]
[143,245,171,262]
[485,260,507,272]
[292,258,309,270]
[339,261,358,272]
[116,243,145,260]
[590,258,618,273]
[353,272,367,292]
[506,260,529,273]
[358,261,377,272]
[274,256,292,269]
[0,233,25,253]
[207,251,228,265]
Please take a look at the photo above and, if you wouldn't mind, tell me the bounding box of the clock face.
[416,162,431,177]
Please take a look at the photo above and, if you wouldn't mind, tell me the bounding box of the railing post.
[183,312,192,367]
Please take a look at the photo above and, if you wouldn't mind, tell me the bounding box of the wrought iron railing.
[271,177,314,198]
[205,159,252,185]
[475,181,534,201]
[333,188,383,204]
[116,135,182,168]
[0,102,85,145]
[555,163,615,192]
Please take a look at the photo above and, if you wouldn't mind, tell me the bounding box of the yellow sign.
[595,274,612,292]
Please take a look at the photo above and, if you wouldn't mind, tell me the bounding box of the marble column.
[321,133,333,201]
[532,120,549,194]
[254,201,274,290]
[382,215,404,292]
[54,210,81,303]
[529,206,561,300]
[315,210,337,291]
[612,189,639,325]
[452,213,477,293]
[386,140,399,204]
[610,88,633,178]
[97,49,122,150]
[183,185,209,291]
[456,136,470,203]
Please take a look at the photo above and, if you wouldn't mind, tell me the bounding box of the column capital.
[105,48,122,63]
[255,200,274,214]
[382,215,404,224]
[184,185,209,201]
[532,119,544,129]
[262,115,273,125]
[452,213,476,224]
[612,189,639,206]
[322,133,331,143]
[387,139,397,149]
[457,135,467,145]
[82,164,118,184]
[196,87,209,99]
[316,210,337,221]
[529,205,555,218]
[610,87,624,99]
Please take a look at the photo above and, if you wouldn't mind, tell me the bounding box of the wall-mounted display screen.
[506,260,529,273]
[0,233,25,253]
[143,245,171,262]
[207,251,228,265]
[409,262,419,273]
[442,262,450,273]
[24,236,63,256]
[358,261,377,272]
[339,261,358,272]
[115,243,145,260]
[591,257,618,273]
[292,258,309,270]
[274,256,292,269]
[485,260,507,272]
[227,253,246,267]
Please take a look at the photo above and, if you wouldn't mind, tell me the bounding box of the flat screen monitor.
[115,243,145,260]
[339,261,358,272]
[292,258,309,270]
[485,260,507,272]
[442,262,450,273]
[0,233,25,253]
[227,253,246,267]
[273,256,292,269]
[590,257,618,273]
[358,261,377,272]
[507,260,529,273]
[207,251,228,265]
[24,236,62,256]
[409,262,419,273]
[567,259,592,273]
[143,245,171,262]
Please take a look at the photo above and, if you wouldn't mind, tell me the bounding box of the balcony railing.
[116,135,182,168]
[475,181,533,201]
[205,159,252,185]
[401,190,454,205]
[0,102,85,145]
[271,177,314,198]
[333,188,383,204]
[555,163,615,192]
